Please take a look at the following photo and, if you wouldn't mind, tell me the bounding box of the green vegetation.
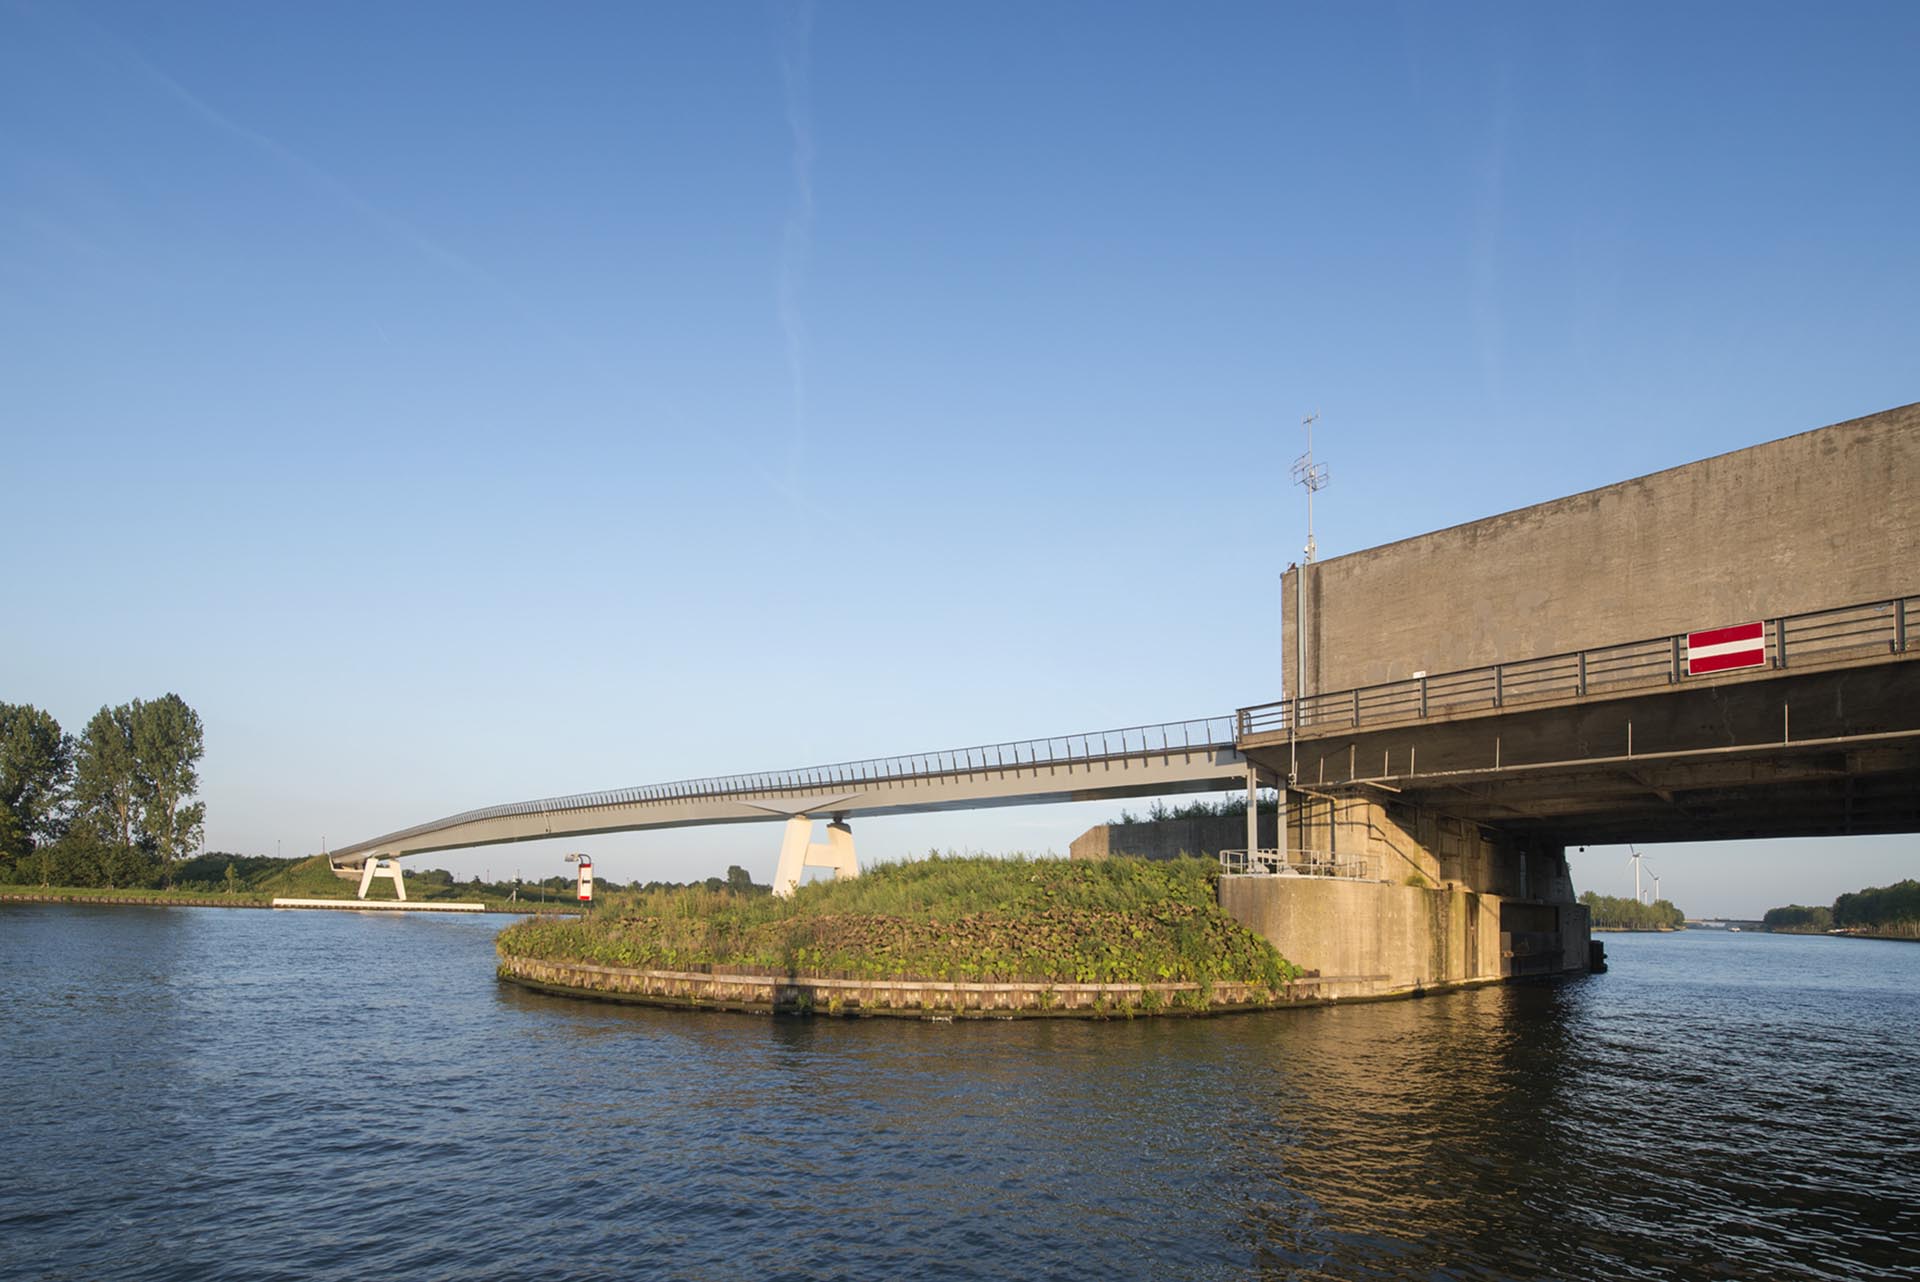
[498,854,1298,990]
[1,692,774,908]
[1766,880,1920,939]
[1580,891,1685,931]
[1113,792,1279,825]
[1,854,396,906]
[1,852,768,915]
[2,695,206,889]
[1836,880,1920,938]
[1762,904,1834,933]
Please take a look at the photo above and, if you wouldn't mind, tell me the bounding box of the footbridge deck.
[328,717,1246,866]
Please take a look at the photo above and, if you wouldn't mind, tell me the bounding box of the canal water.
[1,905,1914,1281]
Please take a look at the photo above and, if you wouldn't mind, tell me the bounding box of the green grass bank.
[495,855,1301,1017]
[2,856,581,915]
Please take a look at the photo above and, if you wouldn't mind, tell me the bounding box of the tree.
[1580,890,1685,930]
[74,704,144,886]
[1832,880,1920,933]
[727,864,754,893]
[0,703,74,878]
[1762,904,1832,932]
[130,694,205,887]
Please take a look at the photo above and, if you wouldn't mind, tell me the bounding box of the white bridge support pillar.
[772,816,859,899]
[356,856,406,901]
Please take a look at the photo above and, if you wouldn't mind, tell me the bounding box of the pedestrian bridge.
[327,717,1248,896]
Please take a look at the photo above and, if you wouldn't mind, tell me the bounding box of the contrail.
[35,1,564,341]
[777,1,816,497]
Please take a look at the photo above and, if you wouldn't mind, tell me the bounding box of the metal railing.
[334,715,1240,858]
[1218,848,1374,880]
[1237,594,1915,739]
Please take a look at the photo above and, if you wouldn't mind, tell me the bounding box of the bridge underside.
[1242,654,1920,846]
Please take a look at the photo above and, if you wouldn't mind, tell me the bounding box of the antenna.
[1291,411,1330,562]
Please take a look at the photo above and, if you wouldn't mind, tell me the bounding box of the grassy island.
[495,855,1301,1017]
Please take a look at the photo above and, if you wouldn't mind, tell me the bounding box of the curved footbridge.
[327,717,1249,897]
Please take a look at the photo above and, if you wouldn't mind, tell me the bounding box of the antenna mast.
[1291,411,1330,562]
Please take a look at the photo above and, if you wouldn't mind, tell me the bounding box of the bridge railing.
[1218,848,1375,880]
[1237,593,1914,739]
[334,715,1241,858]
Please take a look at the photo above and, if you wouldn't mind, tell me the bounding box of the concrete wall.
[1070,813,1276,861]
[497,954,1292,1017]
[1282,402,1920,695]
[1074,795,1575,902]
[1217,877,1592,1000]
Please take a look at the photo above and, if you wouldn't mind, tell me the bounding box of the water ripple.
[1,906,1915,1280]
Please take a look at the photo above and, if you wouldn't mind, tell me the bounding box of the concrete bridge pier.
[1243,764,1289,871]
[771,815,859,899]
[355,857,406,901]
[1218,792,1589,1000]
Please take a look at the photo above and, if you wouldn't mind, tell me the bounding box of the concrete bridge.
[1236,592,1920,845]
[328,716,1250,896]
[329,402,1919,996]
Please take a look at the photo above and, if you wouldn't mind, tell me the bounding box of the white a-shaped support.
[356,857,407,901]
[771,816,858,899]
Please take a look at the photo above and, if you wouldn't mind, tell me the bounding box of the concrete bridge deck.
[1236,594,1920,844]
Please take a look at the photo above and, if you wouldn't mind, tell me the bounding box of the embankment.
[495,855,1303,1019]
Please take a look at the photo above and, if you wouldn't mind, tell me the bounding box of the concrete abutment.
[1075,792,1592,1000]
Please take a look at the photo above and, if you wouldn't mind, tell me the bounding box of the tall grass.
[497,855,1298,989]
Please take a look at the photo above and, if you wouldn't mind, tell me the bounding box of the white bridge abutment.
[771,815,859,899]
[355,857,407,901]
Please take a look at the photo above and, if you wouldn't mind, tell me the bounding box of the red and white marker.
[576,857,594,903]
[1686,620,1767,676]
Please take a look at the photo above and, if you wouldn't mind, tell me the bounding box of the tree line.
[408,864,770,899]
[0,696,206,889]
[1579,890,1685,930]
[1765,880,1920,938]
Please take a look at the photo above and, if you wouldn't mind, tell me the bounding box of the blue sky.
[4,2,1915,915]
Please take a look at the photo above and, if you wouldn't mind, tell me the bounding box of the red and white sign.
[1686,621,1767,676]
[576,858,594,903]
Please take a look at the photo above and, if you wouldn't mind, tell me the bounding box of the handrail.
[1218,848,1374,880]
[1237,594,1914,739]
[333,714,1240,858]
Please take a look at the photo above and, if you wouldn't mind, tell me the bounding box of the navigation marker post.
[566,853,594,911]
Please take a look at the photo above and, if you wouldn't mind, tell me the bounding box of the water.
[2,906,1915,1281]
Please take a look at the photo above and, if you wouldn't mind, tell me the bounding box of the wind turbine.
[1627,846,1645,903]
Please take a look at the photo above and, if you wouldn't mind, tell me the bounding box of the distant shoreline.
[0,890,579,917]
[1,891,272,910]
